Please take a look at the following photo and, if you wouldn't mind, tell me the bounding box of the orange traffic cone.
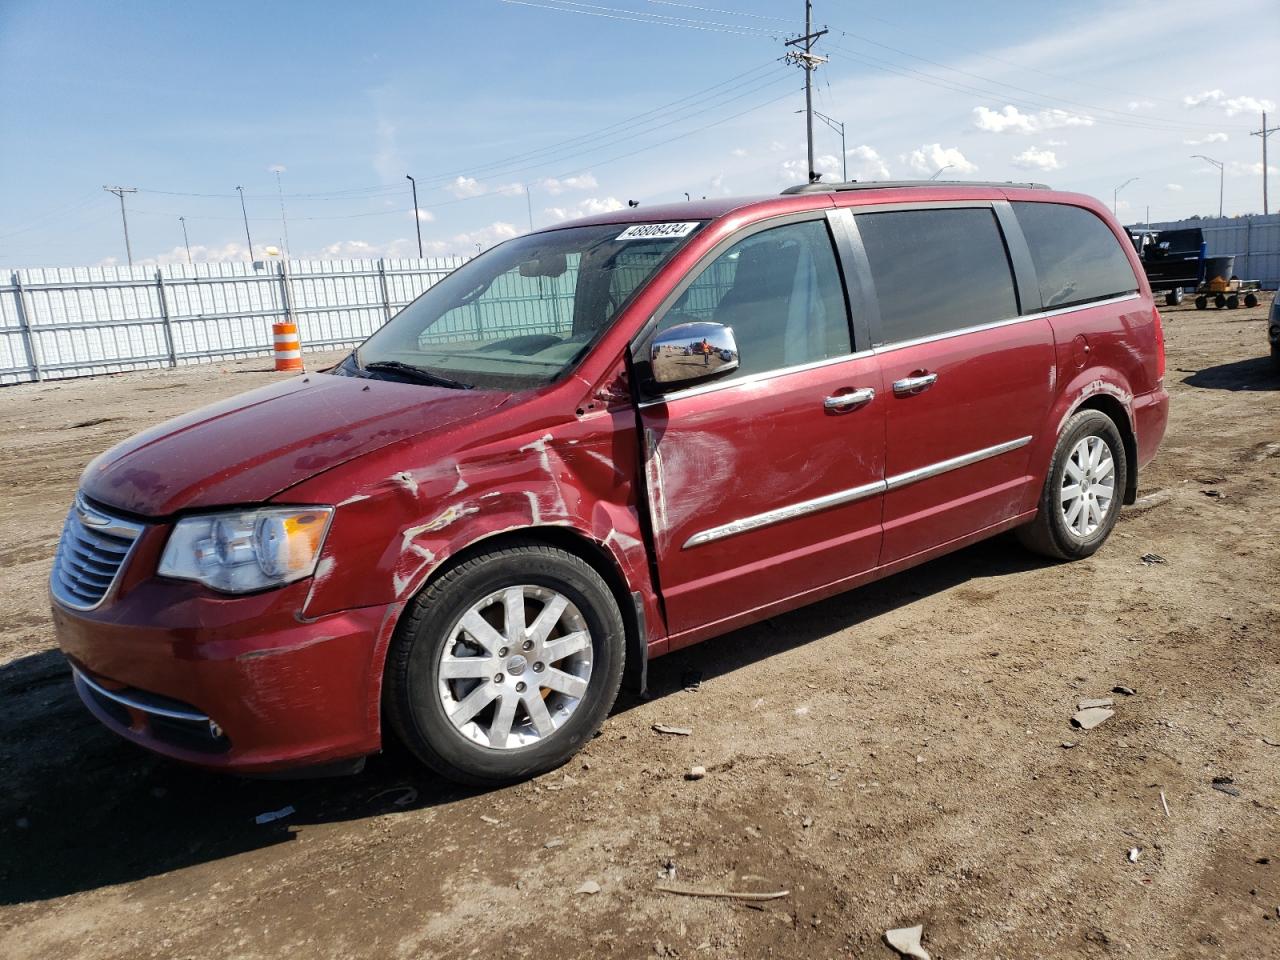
[273,322,304,372]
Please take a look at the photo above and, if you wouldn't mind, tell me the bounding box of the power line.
[133,60,787,202]
[825,41,1238,136]
[828,29,1248,132]
[645,0,791,22]
[499,0,781,37]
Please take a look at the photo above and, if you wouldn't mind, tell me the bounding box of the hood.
[80,373,510,517]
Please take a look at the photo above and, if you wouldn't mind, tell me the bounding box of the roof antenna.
[627,200,639,207]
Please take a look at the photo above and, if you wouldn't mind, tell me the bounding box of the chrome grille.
[50,495,144,610]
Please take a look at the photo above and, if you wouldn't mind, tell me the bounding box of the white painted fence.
[0,256,468,386]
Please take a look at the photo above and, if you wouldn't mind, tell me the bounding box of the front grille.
[50,495,144,610]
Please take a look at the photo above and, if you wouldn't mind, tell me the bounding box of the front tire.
[1017,410,1128,561]
[385,543,625,786]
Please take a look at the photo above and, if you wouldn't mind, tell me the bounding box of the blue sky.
[1,0,1277,267]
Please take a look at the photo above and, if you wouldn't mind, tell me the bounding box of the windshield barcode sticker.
[616,222,700,241]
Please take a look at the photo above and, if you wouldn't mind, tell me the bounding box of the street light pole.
[929,164,954,181]
[1191,155,1224,218]
[235,185,255,261]
[799,108,847,180]
[178,216,192,265]
[1113,177,1139,218]
[406,174,423,258]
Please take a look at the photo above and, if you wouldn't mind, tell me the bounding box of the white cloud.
[1045,138,1067,147]
[1183,90,1276,115]
[814,154,842,178]
[731,147,748,158]
[539,173,599,195]
[1166,183,1184,192]
[494,182,526,197]
[544,197,626,221]
[1183,132,1228,145]
[779,158,806,184]
[448,175,486,198]
[845,144,890,180]
[1228,161,1280,176]
[1127,100,1154,111]
[972,105,1095,134]
[1011,147,1062,171]
[904,144,977,176]
[458,221,520,245]
[414,208,435,222]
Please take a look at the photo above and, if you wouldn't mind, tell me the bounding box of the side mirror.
[650,321,739,388]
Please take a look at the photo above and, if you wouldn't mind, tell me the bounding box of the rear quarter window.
[1013,201,1139,309]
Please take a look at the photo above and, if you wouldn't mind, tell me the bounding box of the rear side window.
[1013,201,1139,309]
[854,207,1018,345]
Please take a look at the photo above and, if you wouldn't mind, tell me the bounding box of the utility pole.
[785,1,828,184]
[1251,112,1279,215]
[103,186,137,267]
[525,183,535,233]
[178,216,192,264]
[235,185,255,261]
[272,167,291,258]
[1191,155,1224,218]
[406,174,423,257]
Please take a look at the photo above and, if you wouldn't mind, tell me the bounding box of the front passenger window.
[654,219,852,378]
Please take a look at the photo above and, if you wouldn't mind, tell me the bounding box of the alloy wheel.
[436,585,593,750]
[1060,435,1116,539]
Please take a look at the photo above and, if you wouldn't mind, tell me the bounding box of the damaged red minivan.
[52,181,1168,785]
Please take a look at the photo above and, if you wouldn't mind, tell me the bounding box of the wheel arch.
[1072,394,1138,504]
[385,524,648,699]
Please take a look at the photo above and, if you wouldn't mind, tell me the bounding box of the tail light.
[1152,306,1166,381]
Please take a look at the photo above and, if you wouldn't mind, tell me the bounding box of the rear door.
[634,213,886,644]
[845,202,1054,564]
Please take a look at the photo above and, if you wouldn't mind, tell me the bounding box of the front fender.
[288,412,656,628]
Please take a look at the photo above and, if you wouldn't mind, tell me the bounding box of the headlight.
[158,506,334,594]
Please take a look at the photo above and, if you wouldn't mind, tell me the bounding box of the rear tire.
[1195,296,1208,311]
[1244,293,1259,309]
[385,543,625,786]
[1017,410,1128,561]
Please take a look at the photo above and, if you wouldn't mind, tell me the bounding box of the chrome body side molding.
[682,435,1033,549]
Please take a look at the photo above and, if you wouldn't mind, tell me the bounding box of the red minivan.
[51,181,1169,784]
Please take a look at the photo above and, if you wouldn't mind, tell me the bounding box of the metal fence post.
[277,260,295,325]
[377,258,393,324]
[11,271,43,383]
[155,269,178,367]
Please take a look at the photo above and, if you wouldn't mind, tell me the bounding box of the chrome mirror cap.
[650,321,739,388]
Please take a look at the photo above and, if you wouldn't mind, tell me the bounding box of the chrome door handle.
[892,373,938,396]
[824,387,875,411]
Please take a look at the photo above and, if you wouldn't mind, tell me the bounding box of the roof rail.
[780,180,1050,195]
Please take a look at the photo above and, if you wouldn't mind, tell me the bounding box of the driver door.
[635,214,886,646]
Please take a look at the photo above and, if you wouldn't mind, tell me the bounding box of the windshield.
[351,222,701,390]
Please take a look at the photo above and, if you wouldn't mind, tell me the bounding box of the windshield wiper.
[360,360,473,390]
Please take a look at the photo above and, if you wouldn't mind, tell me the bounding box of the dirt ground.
[0,297,1277,960]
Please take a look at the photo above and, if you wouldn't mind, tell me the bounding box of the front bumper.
[52,576,396,774]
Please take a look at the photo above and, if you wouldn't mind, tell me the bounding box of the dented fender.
[285,405,661,650]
